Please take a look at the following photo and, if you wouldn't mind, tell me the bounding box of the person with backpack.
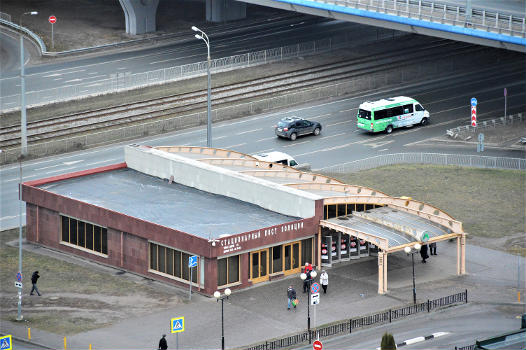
[287,285,297,310]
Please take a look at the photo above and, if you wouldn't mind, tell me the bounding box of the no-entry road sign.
[48,15,57,24]
[313,339,323,350]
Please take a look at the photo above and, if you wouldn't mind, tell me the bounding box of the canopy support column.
[457,234,466,275]
[378,251,387,294]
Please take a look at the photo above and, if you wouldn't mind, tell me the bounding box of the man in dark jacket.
[30,271,41,296]
[287,285,297,310]
[420,244,429,263]
[158,334,168,350]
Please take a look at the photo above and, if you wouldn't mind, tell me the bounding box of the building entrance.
[283,242,300,275]
[250,249,269,283]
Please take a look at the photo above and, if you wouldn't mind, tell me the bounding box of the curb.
[0,333,54,350]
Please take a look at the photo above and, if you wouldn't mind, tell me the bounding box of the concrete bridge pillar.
[119,0,160,35]
[206,0,246,22]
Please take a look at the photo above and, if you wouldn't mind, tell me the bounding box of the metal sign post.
[188,256,198,300]
[48,16,57,49]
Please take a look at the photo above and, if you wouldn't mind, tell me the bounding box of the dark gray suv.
[274,116,322,141]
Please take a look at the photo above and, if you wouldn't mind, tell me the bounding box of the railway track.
[0,39,495,150]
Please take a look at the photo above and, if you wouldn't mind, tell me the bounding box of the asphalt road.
[1,55,524,230]
[295,303,525,350]
[0,18,390,109]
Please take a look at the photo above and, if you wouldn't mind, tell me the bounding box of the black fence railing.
[454,345,476,350]
[244,290,468,350]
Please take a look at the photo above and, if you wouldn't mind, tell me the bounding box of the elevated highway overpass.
[236,0,526,52]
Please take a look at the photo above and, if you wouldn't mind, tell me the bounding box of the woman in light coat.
[320,270,329,294]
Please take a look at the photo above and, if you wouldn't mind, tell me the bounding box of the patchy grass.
[0,228,180,334]
[323,164,526,241]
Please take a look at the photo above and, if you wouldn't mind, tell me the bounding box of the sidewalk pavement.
[2,240,525,350]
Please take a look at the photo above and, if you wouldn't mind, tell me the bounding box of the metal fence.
[446,113,524,140]
[315,0,526,38]
[244,290,467,350]
[0,28,404,112]
[318,153,526,174]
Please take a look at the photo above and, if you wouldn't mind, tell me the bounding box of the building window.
[217,255,240,286]
[149,242,198,283]
[60,215,107,255]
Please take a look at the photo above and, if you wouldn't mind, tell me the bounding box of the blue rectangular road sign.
[171,317,185,333]
[0,335,12,350]
[188,255,198,268]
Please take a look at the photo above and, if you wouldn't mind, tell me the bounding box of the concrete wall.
[125,145,320,218]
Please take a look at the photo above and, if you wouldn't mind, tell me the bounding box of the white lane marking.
[45,166,80,175]
[0,213,25,221]
[35,164,61,171]
[117,67,127,70]
[283,140,310,147]
[236,128,263,135]
[214,135,228,140]
[85,83,103,87]
[150,58,178,65]
[223,143,246,149]
[327,120,353,127]
[256,137,276,142]
[378,148,389,152]
[63,160,83,166]
[42,73,62,77]
[53,78,62,81]
[4,174,38,182]
[64,78,83,83]
[88,72,98,75]
[320,132,346,139]
[84,158,121,166]
[340,108,355,113]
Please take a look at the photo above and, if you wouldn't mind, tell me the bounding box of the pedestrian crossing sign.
[0,335,12,350]
[171,316,185,333]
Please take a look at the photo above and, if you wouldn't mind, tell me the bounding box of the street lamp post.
[300,269,317,344]
[214,288,231,350]
[17,10,38,322]
[191,26,212,148]
[404,243,421,305]
[19,11,38,157]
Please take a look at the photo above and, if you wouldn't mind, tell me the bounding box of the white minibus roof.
[359,96,417,111]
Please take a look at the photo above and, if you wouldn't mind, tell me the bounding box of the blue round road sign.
[471,97,477,107]
[16,272,22,282]
[311,282,320,294]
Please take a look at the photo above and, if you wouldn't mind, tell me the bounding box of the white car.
[252,151,299,167]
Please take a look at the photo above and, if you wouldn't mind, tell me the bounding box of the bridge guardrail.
[312,0,526,38]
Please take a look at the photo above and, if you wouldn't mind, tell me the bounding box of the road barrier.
[243,290,467,350]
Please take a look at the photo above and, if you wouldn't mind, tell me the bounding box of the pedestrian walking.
[430,242,437,255]
[30,271,41,296]
[287,285,297,310]
[420,244,429,263]
[158,334,168,350]
[319,270,328,294]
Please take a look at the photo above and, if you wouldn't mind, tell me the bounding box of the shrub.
[381,332,396,350]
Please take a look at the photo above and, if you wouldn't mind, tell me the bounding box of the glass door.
[283,242,302,276]
[250,249,268,283]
